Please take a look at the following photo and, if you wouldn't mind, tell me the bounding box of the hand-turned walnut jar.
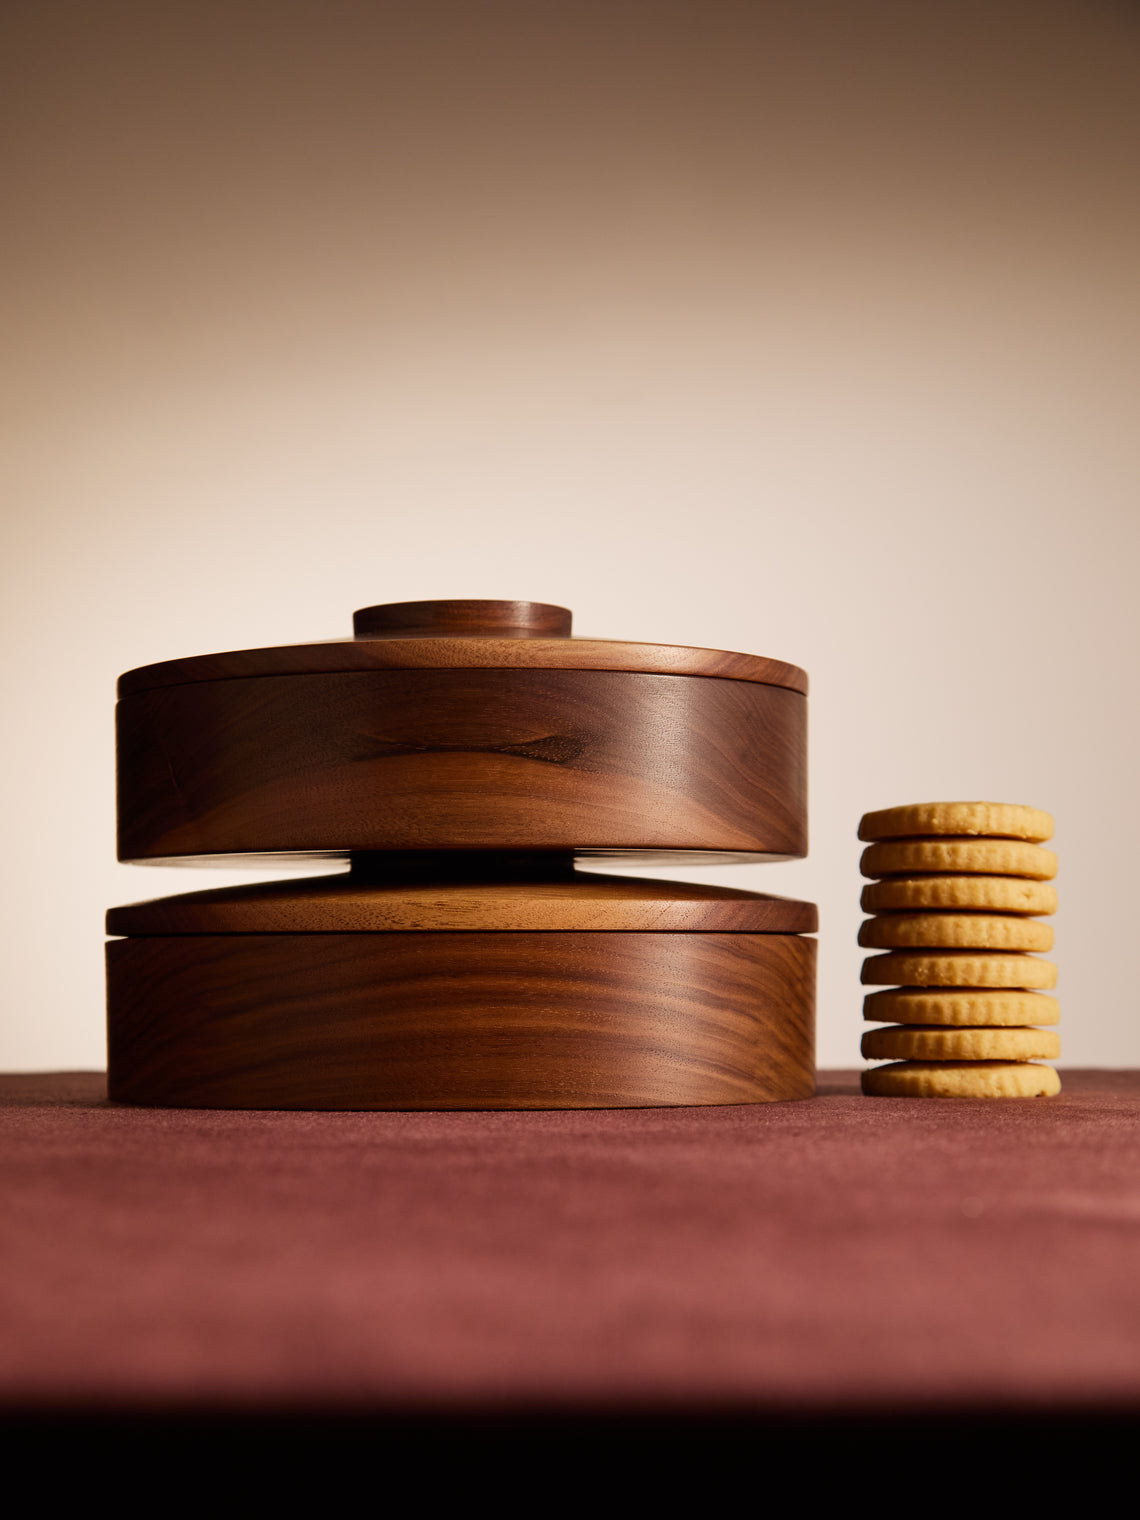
[107,599,816,1109]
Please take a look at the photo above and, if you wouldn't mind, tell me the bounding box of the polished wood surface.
[107,868,819,935]
[117,670,808,862]
[117,639,808,698]
[109,599,817,1111]
[353,598,573,639]
[106,931,816,1109]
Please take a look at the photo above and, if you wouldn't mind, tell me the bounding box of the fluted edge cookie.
[861,1061,1061,1098]
[858,801,1053,844]
[861,875,1058,915]
[861,1025,1061,1061]
[858,914,1054,952]
[861,839,1058,880]
[861,951,1057,989]
[864,988,1060,1026]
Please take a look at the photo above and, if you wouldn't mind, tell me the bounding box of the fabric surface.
[2,1070,1139,1416]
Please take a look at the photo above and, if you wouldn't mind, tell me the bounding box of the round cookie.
[861,1025,1061,1061]
[861,876,1057,916]
[861,839,1058,881]
[860,951,1057,989]
[861,1061,1061,1098]
[858,802,1053,844]
[864,988,1060,1026]
[858,914,1054,952]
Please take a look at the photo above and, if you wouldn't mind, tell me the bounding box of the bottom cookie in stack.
[862,1060,1060,1098]
[856,801,1060,1098]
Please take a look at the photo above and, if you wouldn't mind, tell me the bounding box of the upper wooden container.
[116,600,808,865]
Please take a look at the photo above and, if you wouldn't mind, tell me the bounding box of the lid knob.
[353,600,573,639]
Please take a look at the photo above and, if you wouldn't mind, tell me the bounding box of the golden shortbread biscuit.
[861,875,1057,916]
[863,988,1060,1026]
[861,1025,1061,1061]
[861,1061,1061,1098]
[860,951,1057,989]
[861,839,1058,880]
[858,801,1053,844]
[858,914,1053,952]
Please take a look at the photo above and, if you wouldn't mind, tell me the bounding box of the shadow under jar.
[108,599,816,1109]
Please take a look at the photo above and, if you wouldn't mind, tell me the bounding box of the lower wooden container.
[106,866,817,1110]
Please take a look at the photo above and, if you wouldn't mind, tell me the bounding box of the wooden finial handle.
[353,600,573,639]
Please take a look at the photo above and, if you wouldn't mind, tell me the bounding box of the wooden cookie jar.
[107,600,816,1109]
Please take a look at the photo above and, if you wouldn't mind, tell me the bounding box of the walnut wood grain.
[116,639,808,698]
[106,867,819,935]
[106,931,816,1109]
[353,599,573,639]
[117,670,807,862]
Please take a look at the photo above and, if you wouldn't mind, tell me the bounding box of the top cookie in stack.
[858,802,1060,1098]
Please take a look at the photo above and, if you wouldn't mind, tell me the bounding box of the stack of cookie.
[858,802,1060,1098]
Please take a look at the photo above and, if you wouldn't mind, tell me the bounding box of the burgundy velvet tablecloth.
[2,1071,1139,1420]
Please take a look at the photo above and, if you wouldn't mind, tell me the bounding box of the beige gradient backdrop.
[2,0,1137,1071]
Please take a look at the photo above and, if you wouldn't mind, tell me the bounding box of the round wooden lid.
[106,866,818,935]
[117,599,808,698]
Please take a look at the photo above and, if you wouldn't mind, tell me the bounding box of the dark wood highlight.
[353,599,573,639]
[117,670,807,863]
[106,932,816,1110]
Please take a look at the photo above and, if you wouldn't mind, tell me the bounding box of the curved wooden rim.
[119,849,803,868]
[107,871,819,935]
[117,637,809,697]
